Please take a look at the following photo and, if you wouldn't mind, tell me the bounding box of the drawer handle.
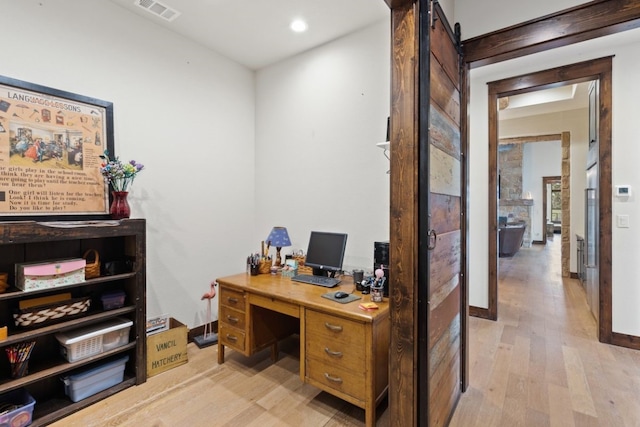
[324,347,343,358]
[225,334,238,342]
[324,322,343,332]
[324,373,343,383]
[226,315,239,324]
[227,297,239,304]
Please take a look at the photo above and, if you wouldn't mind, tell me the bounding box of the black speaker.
[374,241,389,296]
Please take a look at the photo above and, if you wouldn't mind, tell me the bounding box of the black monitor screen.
[304,231,348,277]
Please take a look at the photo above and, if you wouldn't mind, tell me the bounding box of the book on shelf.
[146,314,169,335]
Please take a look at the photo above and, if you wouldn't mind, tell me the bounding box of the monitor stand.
[312,268,336,278]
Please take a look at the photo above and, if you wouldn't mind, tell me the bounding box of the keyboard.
[291,274,341,288]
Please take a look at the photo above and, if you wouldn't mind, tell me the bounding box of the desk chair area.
[216,273,389,427]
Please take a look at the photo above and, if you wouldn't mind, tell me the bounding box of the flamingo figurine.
[195,281,218,348]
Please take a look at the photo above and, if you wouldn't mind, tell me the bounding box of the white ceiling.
[106,1,633,119]
[499,81,591,120]
[108,0,390,70]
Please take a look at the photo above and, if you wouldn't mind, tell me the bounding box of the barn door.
[418,1,464,426]
[388,0,464,424]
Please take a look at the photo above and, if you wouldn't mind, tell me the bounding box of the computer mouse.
[334,291,349,299]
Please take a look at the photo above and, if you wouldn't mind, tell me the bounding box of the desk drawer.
[306,310,365,346]
[306,357,366,401]
[219,324,246,353]
[305,310,365,372]
[306,341,361,371]
[250,294,299,318]
[220,305,246,330]
[220,287,246,311]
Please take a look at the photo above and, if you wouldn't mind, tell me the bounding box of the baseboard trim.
[188,321,218,343]
[532,240,545,245]
[469,306,493,320]
[611,332,640,350]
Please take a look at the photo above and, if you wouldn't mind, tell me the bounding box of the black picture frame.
[0,75,115,221]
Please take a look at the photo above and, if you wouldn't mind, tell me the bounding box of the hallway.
[450,239,640,426]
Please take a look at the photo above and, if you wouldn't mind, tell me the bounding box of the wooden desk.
[216,273,389,427]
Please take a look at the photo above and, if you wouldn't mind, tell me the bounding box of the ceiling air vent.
[135,0,181,22]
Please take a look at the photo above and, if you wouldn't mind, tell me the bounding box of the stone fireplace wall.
[499,143,533,248]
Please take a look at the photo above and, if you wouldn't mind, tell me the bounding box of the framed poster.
[0,75,114,220]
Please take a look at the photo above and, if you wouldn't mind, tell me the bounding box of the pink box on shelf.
[15,258,86,292]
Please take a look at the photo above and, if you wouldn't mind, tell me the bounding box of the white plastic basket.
[55,317,133,362]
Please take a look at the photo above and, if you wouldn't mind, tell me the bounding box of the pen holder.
[5,341,35,379]
[258,260,271,275]
[370,279,384,302]
[10,360,29,378]
[250,264,259,276]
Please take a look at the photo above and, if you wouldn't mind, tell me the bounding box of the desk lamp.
[266,226,291,267]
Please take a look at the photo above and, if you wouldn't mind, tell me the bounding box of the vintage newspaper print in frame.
[0,75,114,220]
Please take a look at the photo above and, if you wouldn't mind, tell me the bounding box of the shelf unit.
[0,219,146,426]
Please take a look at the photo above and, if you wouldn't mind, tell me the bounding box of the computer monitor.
[304,231,348,278]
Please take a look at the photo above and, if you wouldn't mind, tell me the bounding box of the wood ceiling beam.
[463,0,640,67]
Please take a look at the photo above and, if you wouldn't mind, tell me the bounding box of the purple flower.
[99,150,146,191]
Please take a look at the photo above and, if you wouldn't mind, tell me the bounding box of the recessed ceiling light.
[290,19,308,33]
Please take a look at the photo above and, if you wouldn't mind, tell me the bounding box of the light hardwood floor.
[54,332,390,426]
[55,238,640,426]
[450,237,640,427]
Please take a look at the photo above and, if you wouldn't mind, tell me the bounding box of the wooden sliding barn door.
[388,0,465,425]
[420,2,464,426]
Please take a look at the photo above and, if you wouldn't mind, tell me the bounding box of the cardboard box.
[15,258,86,291]
[146,318,188,377]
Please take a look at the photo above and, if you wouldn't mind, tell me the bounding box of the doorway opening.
[486,58,612,343]
[543,176,562,242]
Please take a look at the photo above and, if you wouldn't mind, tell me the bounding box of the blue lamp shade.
[266,227,291,266]
[266,227,291,248]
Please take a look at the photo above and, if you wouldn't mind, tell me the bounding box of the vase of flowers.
[99,151,144,219]
[109,191,131,220]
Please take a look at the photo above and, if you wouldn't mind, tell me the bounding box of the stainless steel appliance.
[585,164,598,322]
[584,80,599,323]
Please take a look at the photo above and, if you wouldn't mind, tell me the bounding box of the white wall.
[255,20,391,274]
[3,0,257,327]
[454,0,588,39]
[522,140,562,240]
[469,28,640,335]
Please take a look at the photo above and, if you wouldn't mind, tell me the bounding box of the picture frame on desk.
[0,74,115,221]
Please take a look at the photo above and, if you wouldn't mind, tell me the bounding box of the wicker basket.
[83,249,101,279]
[292,256,313,275]
[298,265,313,275]
[258,259,272,274]
[13,296,91,328]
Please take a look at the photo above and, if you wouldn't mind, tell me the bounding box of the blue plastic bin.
[61,355,129,402]
[0,388,35,427]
